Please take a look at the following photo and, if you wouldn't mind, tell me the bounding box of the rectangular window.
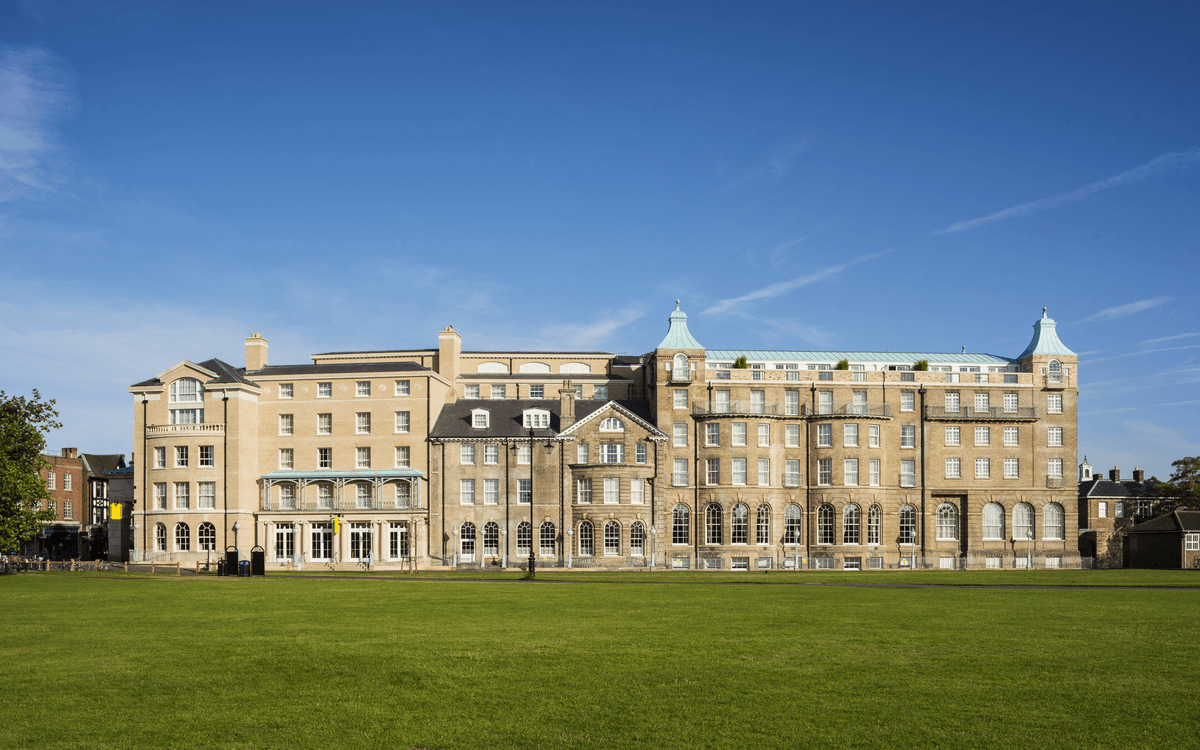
[946,426,960,446]
[674,389,688,409]
[945,392,960,412]
[975,426,989,446]
[316,413,331,435]
[758,423,770,447]
[517,444,530,464]
[154,483,167,510]
[356,381,370,397]
[714,390,730,413]
[975,457,990,479]
[974,374,989,384]
[279,448,294,470]
[394,446,410,468]
[62,500,71,518]
[600,444,624,463]
[464,385,480,399]
[817,424,832,447]
[279,383,293,399]
[844,424,859,447]
[869,459,880,486]
[946,457,961,479]
[395,411,410,433]
[198,482,216,510]
[1116,502,1124,518]
[785,459,801,486]
[1004,458,1019,479]
[817,458,832,486]
[593,385,608,400]
[317,382,331,398]
[869,424,880,448]
[61,473,70,491]
[673,424,688,447]
[750,390,765,414]
[1004,392,1018,413]
[395,380,410,396]
[175,446,188,468]
[577,444,589,464]
[974,392,989,411]
[577,478,592,503]
[901,391,915,412]
[785,390,800,416]
[819,371,833,381]
[460,444,475,464]
[356,447,371,469]
[673,459,689,486]
[1004,427,1019,446]
[1048,427,1063,447]
[786,424,800,447]
[901,425,915,448]
[279,414,294,435]
[1185,534,1199,552]
[483,478,499,505]
[706,458,720,485]
[356,412,371,434]
[853,372,866,382]
[901,460,916,487]
[604,477,620,504]
[572,384,584,399]
[1048,394,1063,414]
[154,447,165,469]
[733,423,747,446]
[844,458,859,486]
[901,372,915,382]
[706,423,720,446]
[319,447,332,469]
[460,479,476,505]
[1048,458,1064,479]
[484,444,498,465]
[199,445,214,467]
[732,458,747,485]
[174,482,190,509]
[630,478,644,504]
[818,390,833,415]
[490,384,506,399]
[1098,501,1107,518]
[636,444,647,464]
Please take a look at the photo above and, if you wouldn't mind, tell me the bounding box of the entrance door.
[274,524,294,560]
[311,524,332,561]
[349,523,373,562]
[389,523,409,561]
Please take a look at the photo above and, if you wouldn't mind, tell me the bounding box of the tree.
[1152,457,1200,517]
[0,390,61,553]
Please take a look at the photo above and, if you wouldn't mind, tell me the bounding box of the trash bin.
[250,546,266,576]
[238,560,251,577]
[216,559,226,576]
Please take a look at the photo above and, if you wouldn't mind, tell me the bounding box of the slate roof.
[201,358,258,386]
[247,361,430,377]
[430,399,654,439]
[80,454,126,478]
[1079,479,1161,499]
[1126,510,1200,534]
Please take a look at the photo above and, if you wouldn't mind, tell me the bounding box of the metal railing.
[924,405,1039,421]
[261,498,421,512]
[1043,374,1067,390]
[146,423,225,435]
[669,370,693,383]
[802,402,892,418]
[693,401,783,416]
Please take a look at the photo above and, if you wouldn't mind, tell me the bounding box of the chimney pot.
[1109,466,1120,482]
[1133,468,1144,483]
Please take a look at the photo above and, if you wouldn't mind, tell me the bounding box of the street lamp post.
[1026,528,1033,570]
[566,528,573,568]
[232,520,241,555]
[527,427,536,579]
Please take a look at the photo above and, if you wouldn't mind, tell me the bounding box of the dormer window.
[600,417,624,432]
[523,409,550,429]
[471,409,490,429]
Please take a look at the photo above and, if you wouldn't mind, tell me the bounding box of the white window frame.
[355,381,370,397]
[460,479,476,505]
[356,447,371,469]
[394,379,410,396]
[355,412,371,435]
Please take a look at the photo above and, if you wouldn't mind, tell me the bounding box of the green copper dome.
[656,301,704,350]
[1018,308,1076,359]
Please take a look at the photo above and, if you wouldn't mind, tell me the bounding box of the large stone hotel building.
[128,304,1079,570]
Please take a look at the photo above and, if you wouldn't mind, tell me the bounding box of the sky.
[1,1,1197,479]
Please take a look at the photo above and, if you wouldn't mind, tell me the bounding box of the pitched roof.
[80,454,126,477]
[657,302,704,350]
[1017,309,1076,359]
[1080,479,1160,499]
[1127,510,1200,534]
[200,358,259,386]
[247,361,431,377]
[429,399,655,440]
[705,350,1012,364]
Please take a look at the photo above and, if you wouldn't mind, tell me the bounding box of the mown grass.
[1,572,1198,749]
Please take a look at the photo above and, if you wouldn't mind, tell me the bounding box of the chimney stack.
[62,447,77,459]
[1133,468,1144,483]
[246,333,268,371]
[1109,466,1120,482]
[559,381,576,429]
[437,326,462,383]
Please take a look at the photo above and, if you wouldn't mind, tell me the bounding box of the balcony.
[146,423,225,436]
[1046,477,1067,489]
[1043,374,1068,390]
[924,405,1039,422]
[668,370,693,383]
[693,401,785,417]
[803,402,892,419]
[260,497,421,512]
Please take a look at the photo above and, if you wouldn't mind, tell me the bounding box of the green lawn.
[2,572,1198,749]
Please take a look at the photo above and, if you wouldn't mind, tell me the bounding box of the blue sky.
[1,1,1197,478]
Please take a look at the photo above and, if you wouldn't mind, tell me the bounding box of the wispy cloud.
[0,45,75,201]
[1120,420,1200,455]
[1080,343,1200,365]
[1075,296,1172,325]
[703,249,893,316]
[722,138,813,189]
[1141,331,1200,346]
[935,147,1200,234]
[534,307,646,351]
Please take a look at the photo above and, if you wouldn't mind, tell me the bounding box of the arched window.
[1048,359,1062,383]
[983,503,1005,540]
[604,521,621,556]
[1043,503,1064,540]
[175,522,190,552]
[169,377,203,403]
[843,504,861,545]
[705,504,723,545]
[460,522,476,561]
[672,505,690,545]
[867,505,882,545]
[898,506,916,545]
[198,522,216,551]
[784,504,802,544]
[630,522,645,556]
[1014,503,1034,541]
[540,521,556,556]
[817,504,835,545]
[599,417,624,431]
[936,504,958,540]
[483,522,499,556]
[673,353,689,372]
[578,521,595,557]
[731,504,749,544]
[516,522,532,557]
[155,523,167,551]
[756,505,771,545]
